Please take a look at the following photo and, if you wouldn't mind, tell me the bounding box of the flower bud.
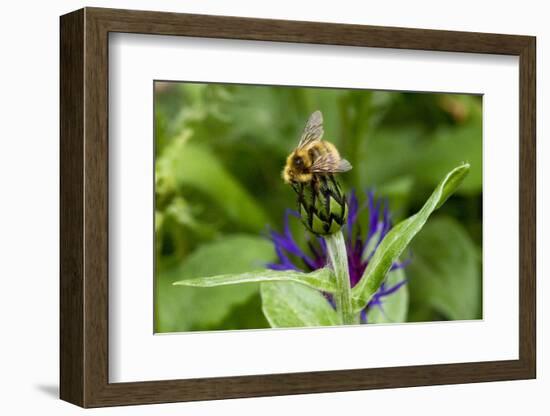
[292,176,348,236]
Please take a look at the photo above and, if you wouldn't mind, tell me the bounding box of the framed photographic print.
[60,7,536,408]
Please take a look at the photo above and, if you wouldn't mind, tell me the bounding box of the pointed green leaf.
[174,267,337,293]
[157,235,274,333]
[351,163,470,312]
[261,282,342,328]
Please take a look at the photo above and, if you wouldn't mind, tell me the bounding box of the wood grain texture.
[88,7,532,54]
[59,7,537,408]
[83,10,110,406]
[59,8,84,407]
[518,38,536,377]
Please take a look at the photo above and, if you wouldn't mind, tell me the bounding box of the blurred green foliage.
[154,81,482,333]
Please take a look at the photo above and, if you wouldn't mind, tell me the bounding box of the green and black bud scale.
[291,175,348,236]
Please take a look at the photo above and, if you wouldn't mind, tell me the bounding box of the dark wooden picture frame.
[60,7,536,408]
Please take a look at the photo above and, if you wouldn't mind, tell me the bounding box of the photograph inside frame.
[154,80,483,333]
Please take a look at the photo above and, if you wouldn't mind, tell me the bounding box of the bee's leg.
[312,176,320,194]
[328,174,341,199]
[293,181,301,199]
[311,177,318,214]
[317,175,332,220]
[320,174,330,192]
[295,182,308,219]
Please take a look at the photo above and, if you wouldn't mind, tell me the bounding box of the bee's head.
[283,151,312,184]
[283,154,298,184]
[293,155,305,170]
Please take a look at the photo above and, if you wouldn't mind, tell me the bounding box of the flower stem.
[325,231,356,325]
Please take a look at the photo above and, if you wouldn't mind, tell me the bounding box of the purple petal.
[318,236,327,255]
[362,198,393,262]
[269,230,302,257]
[266,262,298,271]
[346,190,359,240]
[380,199,392,239]
[271,243,300,271]
[390,256,412,271]
[365,191,382,245]
[268,209,316,270]
[376,278,408,297]
[363,276,408,322]
[360,309,368,324]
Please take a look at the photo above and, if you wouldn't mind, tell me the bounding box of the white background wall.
[0,0,546,414]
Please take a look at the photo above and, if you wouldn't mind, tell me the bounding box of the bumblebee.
[283,110,352,184]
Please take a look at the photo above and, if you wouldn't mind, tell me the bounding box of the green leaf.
[407,217,481,321]
[356,126,424,191]
[376,175,415,221]
[413,113,482,195]
[174,267,337,293]
[216,294,270,330]
[365,269,409,324]
[356,107,481,197]
[261,282,342,328]
[351,163,470,312]
[157,141,269,231]
[156,235,274,333]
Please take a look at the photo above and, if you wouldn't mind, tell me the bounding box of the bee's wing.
[310,155,353,173]
[297,110,324,149]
